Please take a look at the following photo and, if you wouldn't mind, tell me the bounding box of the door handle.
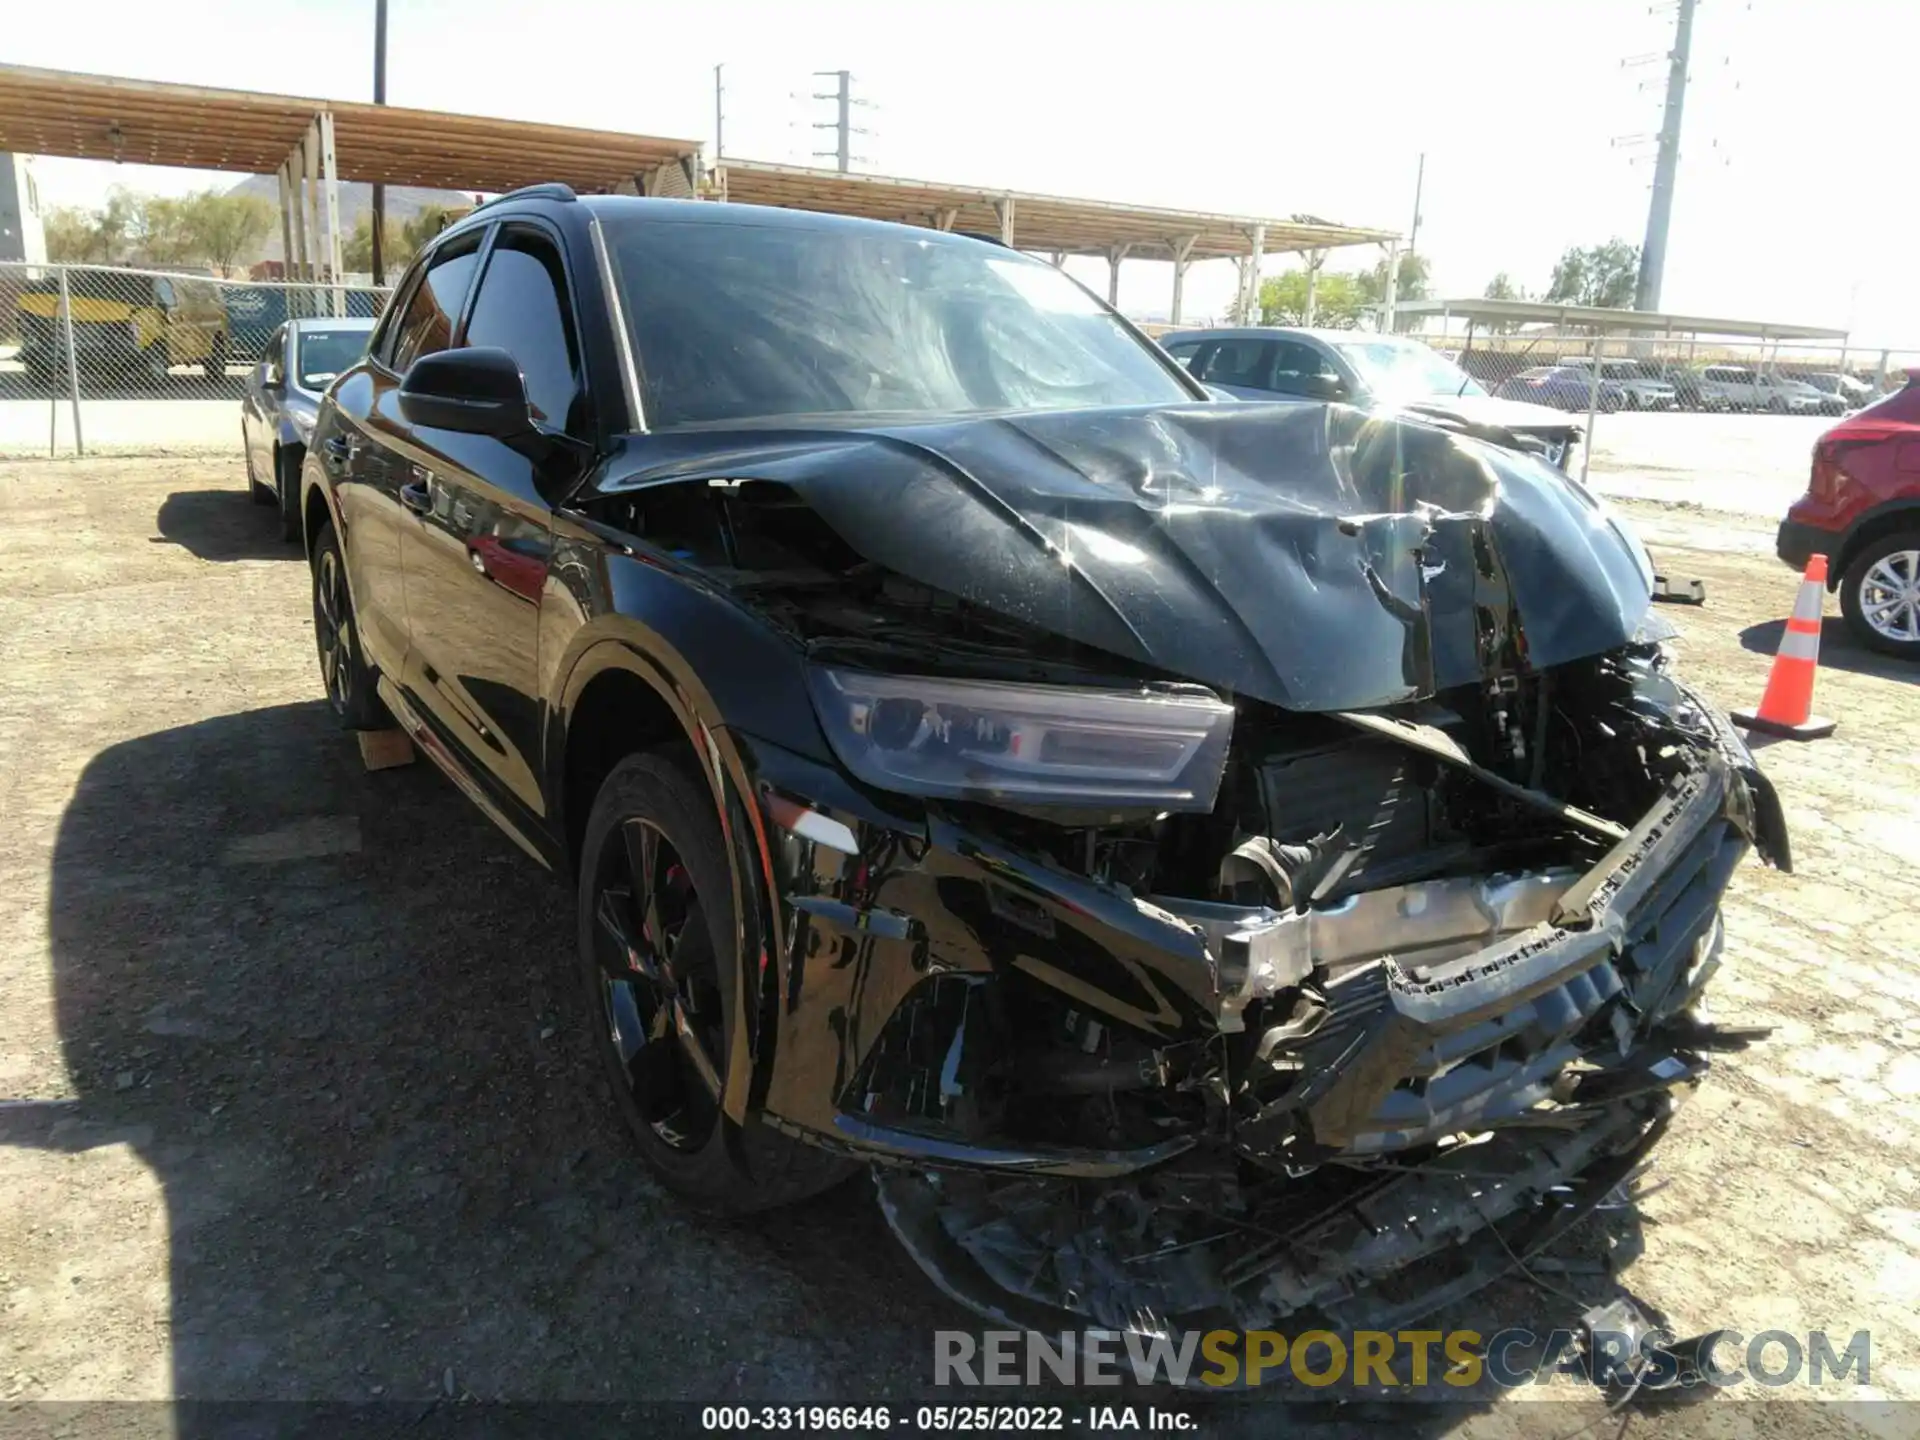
[400,482,431,515]
[320,434,355,471]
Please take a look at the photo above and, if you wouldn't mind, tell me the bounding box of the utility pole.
[713,63,725,159]
[813,70,852,172]
[370,0,388,285]
[1407,152,1425,258]
[1635,0,1695,311]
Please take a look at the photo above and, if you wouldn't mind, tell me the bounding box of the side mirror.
[399,347,532,438]
[1302,373,1348,402]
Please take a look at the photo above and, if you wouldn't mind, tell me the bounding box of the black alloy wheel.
[309,521,386,729]
[575,754,854,1212]
[589,812,727,1154]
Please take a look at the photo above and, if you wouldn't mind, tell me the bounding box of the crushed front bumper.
[742,726,1779,1177]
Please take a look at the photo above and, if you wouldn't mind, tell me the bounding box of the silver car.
[1695,365,1824,414]
[1556,358,1678,411]
[1160,326,1584,470]
[241,317,378,540]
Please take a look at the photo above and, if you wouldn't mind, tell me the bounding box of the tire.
[275,446,303,542]
[1839,533,1920,660]
[243,427,275,505]
[202,334,229,381]
[309,519,389,728]
[577,753,854,1214]
[144,345,171,385]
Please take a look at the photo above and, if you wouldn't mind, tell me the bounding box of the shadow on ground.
[2,700,1659,1434]
[155,490,302,563]
[1738,617,1919,683]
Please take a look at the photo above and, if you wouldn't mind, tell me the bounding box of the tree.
[43,206,103,263]
[176,191,275,274]
[342,214,414,274]
[43,187,142,263]
[1482,272,1525,333]
[1257,267,1369,329]
[401,204,466,254]
[1356,251,1432,331]
[1544,239,1639,309]
[135,195,198,266]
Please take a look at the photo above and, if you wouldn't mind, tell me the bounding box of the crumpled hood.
[598,401,1653,711]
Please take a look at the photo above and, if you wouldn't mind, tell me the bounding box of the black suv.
[303,187,1785,1333]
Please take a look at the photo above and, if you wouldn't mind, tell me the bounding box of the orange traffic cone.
[1732,555,1837,740]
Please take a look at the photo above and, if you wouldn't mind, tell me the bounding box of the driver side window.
[460,227,584,434]
[388,237,482,372]
[1269,340,1338,396]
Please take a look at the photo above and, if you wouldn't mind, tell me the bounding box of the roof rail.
[476,182,578,211]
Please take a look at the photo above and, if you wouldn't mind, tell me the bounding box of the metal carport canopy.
[710,157,1395,260]
[1394,297,1848,341]
[710,158,1399,321]
[0,63,703,194]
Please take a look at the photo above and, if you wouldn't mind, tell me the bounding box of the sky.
[13,0,1917,345]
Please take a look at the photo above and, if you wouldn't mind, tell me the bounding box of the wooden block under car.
[357,727,416,771]
[1651,574,1707,606]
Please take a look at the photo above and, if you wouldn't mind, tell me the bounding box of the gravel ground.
[0,457,1915,1439]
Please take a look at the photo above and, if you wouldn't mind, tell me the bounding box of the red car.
[1778,369,1920,657]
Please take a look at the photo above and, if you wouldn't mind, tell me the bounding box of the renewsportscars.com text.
[934,1327,1871,1391]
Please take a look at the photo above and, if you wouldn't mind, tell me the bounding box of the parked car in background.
[1492,364,1629,414]
[301,188,1783,1334]
[1555,358,1678,410]
[1695,365,1824,414]
[1777,369,1920,657]
[17,269,231,384]
[225,285,386,368]
[242,317,376,540]
[1160,327,1584,469]
[1795,372,1870,416]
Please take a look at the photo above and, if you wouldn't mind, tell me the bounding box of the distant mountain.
[225,175,483,262]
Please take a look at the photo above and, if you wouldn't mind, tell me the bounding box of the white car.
[1696,365,1824,414]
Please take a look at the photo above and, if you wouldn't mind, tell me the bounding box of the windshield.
[602,216,1193,427]
[1330,338,1486,400]
[297,329,371,390]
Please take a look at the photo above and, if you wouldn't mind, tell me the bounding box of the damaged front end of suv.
[582,398,1787,1335]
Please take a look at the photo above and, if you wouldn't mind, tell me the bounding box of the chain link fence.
[0,260,392,455]
[1411,325,1919,419]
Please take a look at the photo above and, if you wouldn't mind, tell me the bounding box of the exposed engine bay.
[583,402,1789,1335]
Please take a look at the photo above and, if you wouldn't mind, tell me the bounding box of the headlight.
[806,666,1234,813]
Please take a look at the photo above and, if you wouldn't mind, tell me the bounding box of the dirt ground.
[1,455,1916,1438]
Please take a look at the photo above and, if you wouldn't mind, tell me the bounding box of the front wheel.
[202,335,229,381]
[310,519,388,728]
[577,753,854,1213]
[1840,534,1920,659]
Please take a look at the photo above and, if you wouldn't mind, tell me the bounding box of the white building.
[0,154,47,264]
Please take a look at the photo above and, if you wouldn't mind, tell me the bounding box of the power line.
[810,70,871,172]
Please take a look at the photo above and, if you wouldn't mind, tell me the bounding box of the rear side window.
[1194,340,1272,388]
[389,238,482,372]
[461,228,584,432]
